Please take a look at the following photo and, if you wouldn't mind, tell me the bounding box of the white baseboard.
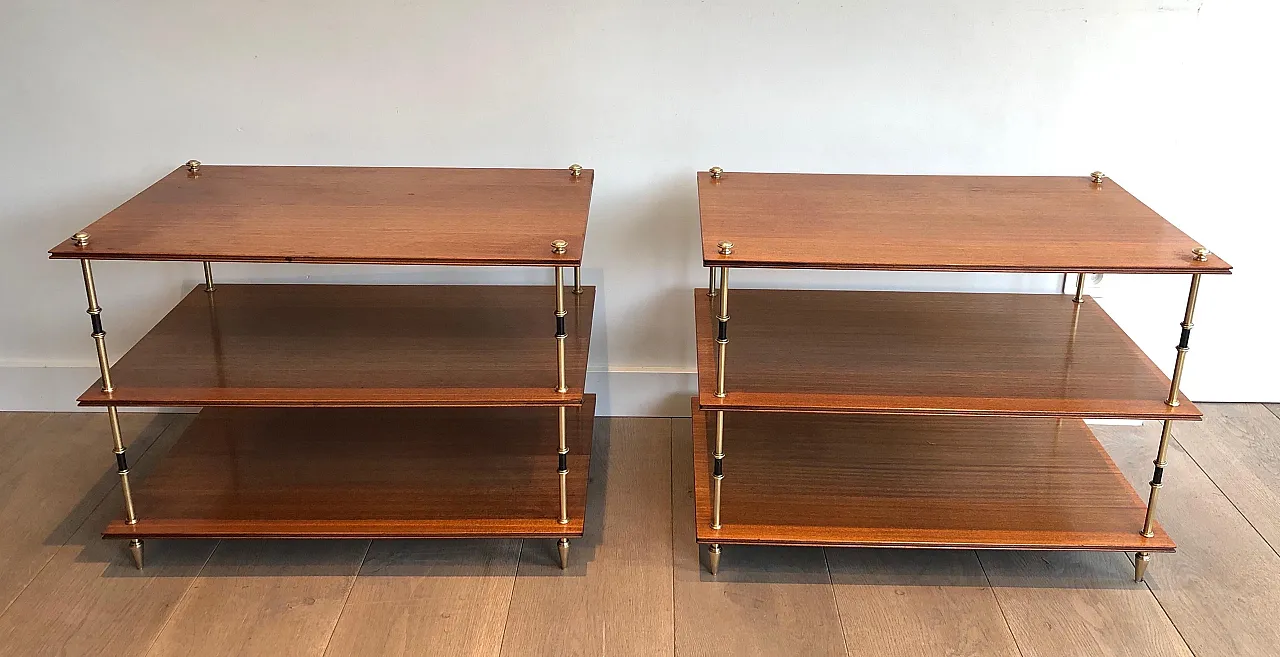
[0,364,698,417]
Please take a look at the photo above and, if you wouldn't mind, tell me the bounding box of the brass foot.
[708,544,721,576]
[1135,552,1150,582]
[128,539,144,570]
[557,538,569,570]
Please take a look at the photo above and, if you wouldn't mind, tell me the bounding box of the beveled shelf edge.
[79,388,588,409]
[695,393,1203,421]
[50,249,585,267]
[104,518,587,540]
[690,528,1175,553]
[698,257,1232,275]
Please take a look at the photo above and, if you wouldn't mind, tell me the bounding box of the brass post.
[715,261,730,398]
[1136,272,1204,581]
[558,406,569,525]
[558,537,570,570]
[572,265,583,295]
[712,410,724,529]
[555,265,568,393]
[78,256,143,569]
[707,267,717,297]
[1073,273,1086,303]
[708,544,722,575]
[203,261,215,293]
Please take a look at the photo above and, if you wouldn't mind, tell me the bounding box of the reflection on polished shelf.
[692,168,1230,580]
[50,162,596,569]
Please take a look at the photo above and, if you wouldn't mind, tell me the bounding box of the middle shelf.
[81,284,595,407]
[695,287,1198,419]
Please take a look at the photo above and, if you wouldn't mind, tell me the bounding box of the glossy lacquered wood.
[104,400,594,539]
[691,400,1174,552]
[694,288,1199,419]
[50,166,592,266]
[698,171,1231,273]
[80,284,593,408]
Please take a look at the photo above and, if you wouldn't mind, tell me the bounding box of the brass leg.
[80,259,143,570]
[203,261,215,293]
[1137,273,1203,581]
[558,538,570,570]
[708,544,722,575]
[707,267,718,297]
[555,267,568,393]
[558,406,569,525]
[1073,272,1086,303]
[572,265,583,295]
[712,410,724,529]
[715,267,729,398]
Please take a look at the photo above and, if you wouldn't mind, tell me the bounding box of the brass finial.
[552,239,568,254]
[71,232,90,247]
[186,160,201,173]
[717,241,733,255]
[569,164,582,177]
[1192,247,1211,262]
[709,166,724,180]
[1090,171,1105,185]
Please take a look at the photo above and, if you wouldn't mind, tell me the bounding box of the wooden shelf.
[698,171,1231,274]
[105,400,594,539]
[694,288,1199,420]
[81,284,594,408]
[51,165,592,266]
[691,400,1174,552]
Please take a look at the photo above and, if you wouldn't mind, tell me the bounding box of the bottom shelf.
[105,398,595,539]
[692,399,1174,552]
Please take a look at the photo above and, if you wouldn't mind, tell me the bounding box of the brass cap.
[551,239,569,254]
[1090,171,1105,184]
[709,166,724,180]
[71,232,90,247]
[1192,247,1211,262]
[717,241,734,255]
[569,164,583,177]
[186,159,201,172]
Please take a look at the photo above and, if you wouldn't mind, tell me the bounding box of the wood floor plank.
[0,414,220,657]
[146,539,368,657]
[322,539,521,657]
[1266,404,1280,422]
[827,549,1020,657]
[1166,404,1280,552]
[671,418,847,657]
[979,550,1191,657]
[1093,416,1280,656]
[0,411,175,612]
[499,418,675,657]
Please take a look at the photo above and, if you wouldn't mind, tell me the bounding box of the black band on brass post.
[91,313,104,335]
[713,458,723,477]
[1151,465,1164,486]
[558,452,568,472]
[1178,327,1191,350]
[115,451,128,472]
[717,318,728,343]
[556,315,566,338]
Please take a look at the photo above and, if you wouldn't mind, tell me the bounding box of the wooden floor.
[2,405,1279,656]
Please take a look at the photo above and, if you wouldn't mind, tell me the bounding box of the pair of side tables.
[48,162,1230,582]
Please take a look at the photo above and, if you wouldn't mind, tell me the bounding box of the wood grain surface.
[80,284,593,408]
[694,288,1199,419]
[698,171,1231,273]
[104,400,594,539]
[691,402,1174,551]
[51,165,592,266]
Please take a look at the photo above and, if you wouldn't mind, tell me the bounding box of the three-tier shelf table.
[691,168,1230,581]
[50,162,596,569]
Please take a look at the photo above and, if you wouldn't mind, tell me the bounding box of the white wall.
[2,0,1275,414]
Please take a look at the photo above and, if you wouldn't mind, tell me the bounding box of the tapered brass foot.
[128,539,144,570]
[1135,552,1150,582]
[708,544,721,575]
[557,538,569,570]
